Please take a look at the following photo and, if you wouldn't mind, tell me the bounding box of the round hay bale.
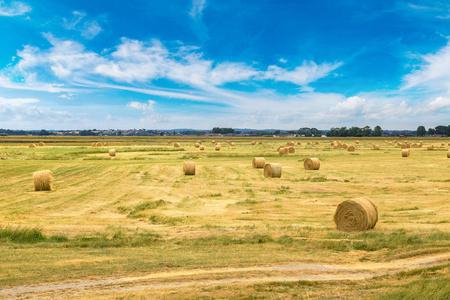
[195,143,200,148]
[199,145,205,151]
[183,161,195,175]
[263,163,282,178]
[304,158,320,170]
[197,140,202,144]
[230,142,236,146]
[447,150,450,158]
[315,141,320,145]
[355,140,359,144]
[288,146,295,153]
[307,141,311,145]
[251,141,256,145]
[212,140,216,144]
[333,145,339,149]
[389,142,392,145]
[168,140,172,144]
[406,144,410,148]
[401,149,410,157]
[279,147,289,155]
[347,146,355,152]
[29,143,36,148]
[297,142,302,145]
[109,149,116,157]
[401,144,407,149]
[441,143,445,147]
[33,170,52,191]
[252,157,265,168]
[448,142,450,146]
[277,146,284,152]
[96,142,102,147]
[174,143,181,148]
[38,142,45,147]
[333,199,378,232]
[373,145,380,150]
[215,145,221,151]
[393,140,397,143]
[427,145,434,150]
[104,142,110,146]
[92,142,96,147]
[287,141,295,146]
[258,141,263,145]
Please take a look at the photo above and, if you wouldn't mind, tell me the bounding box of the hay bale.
[258,141,263,145]
[373,145,380,150]
[109,149,116,157]
[29,143,36,148]
[304,158,320,170]
[96,142,102,147]
[38,142,45,147]
[252,157,265,168]
[197,140,202,144]
[441,143,445,147]
[297,142,302,145]
[355,140,359,144]
[427,145,434,150]
[199,145,205,151]
[342,144,348,149]
[263,163,282,178]
[212,140,216,144]
[279,147,289,155]
[195,143,200,148]
[393,140,397,143]
[331,142,335,146]
[251,141,256,145]
[287,141,295,146]
[183,161,195,175]
[104,142,110,146]
[168,140,172,143]
[333,199,378,232]
[92,142,96,147]
[230,142,236,146]
[174,143,181,148]
[447,150,450,158]
[401,144,408,149]
[277,146,284,151]
[215,145,221,151]
[448,142,450,146]
[347,146,355,152]
[288,146,295,153]
[315,141,320,145]
[33,170,52,191]
[307,141,311,145]
[401,149,410,157]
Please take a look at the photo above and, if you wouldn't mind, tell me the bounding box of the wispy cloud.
[189,0,207,20]
[0,0,31,16]
[62,11,103,39]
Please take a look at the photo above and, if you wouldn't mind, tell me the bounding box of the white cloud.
[81,21,103,39]
[263,61,343,87]
[403,43,450,92]
[0,96,39,106]
[279,58,287,63]
[62,11,103,39]
[127,100,165,124]
[330,96,372,116]
[128,100,156,113]
[418,96,450,112]
[0,1,31,16]
[190,0,207,20]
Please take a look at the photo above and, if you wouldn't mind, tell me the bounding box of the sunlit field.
[0,136,449,299]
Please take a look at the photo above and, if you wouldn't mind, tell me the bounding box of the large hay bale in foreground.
[252,157,265,168]
[215,145,221,151]
[199,145,205,151]
[109,149,116,157]
[264,163,282,178]
[347,146,355,152]
[304,158,320,170]
[401,149,410,157]
[447,150,450,158]
[33,170,52,191]
[183,161,195,175]
[174,143,181,148]
[29,143,36,148]
[38,142,45,147]
[333,199,378,232]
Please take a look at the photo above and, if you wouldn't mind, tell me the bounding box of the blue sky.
[0,0,449,130]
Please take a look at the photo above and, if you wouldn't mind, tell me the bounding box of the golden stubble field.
[0,136,449,299]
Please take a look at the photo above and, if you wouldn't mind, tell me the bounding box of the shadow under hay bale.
[33,170,52,191]
[333,199,378,232]
[264,163,282,178]
[252,157,265,168]
[183,161,195,175]
[304,158,320,170]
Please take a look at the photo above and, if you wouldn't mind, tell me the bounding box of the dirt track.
[1,253,448,298]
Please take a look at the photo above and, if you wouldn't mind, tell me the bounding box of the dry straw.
[96,142,102,147]
[195,143,200,148]
[92,142,96,147]
[401,144,408,149]
[347,146,355,152]
[401,149,410,157]
[230,142,236,146]
[315,141,320,145]
[33,170,52,191]
[427,145,434,150]
[287,141,295,146]
[174,143,181,148]
[183,161,196,175]
[259,141,263,144]
[441,143,445,146]
[307,141,311,145]
[373,145,380,150]
[279,147,289,155]
[251,141,256,145]
[333,198,378,232]
[277,145,284,151]
[447,150,450,158]
[304,158,320,170]
[38,142,45,147]
[252,157,265,168]
[199,145,205,151]
[297,142,302,145]
[168,140,172,143]
[342,144,348,149]
[355,140,359,144]
[288,146,295,153]
[109,149,116,157]
[264,163,282,178]
[104,142,110,146]
[215,145,221,151]
[212,140,216,144]
[197,140,202,144]
[29,143,36,148]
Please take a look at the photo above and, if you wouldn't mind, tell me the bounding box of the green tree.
[416,126,426,136]
[435,125,446,135]
[362,126,372,137]
[373,125,382,137]
[428,128,436,135]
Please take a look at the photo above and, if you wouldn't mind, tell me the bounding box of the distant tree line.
[416,125,450,136]
[212,127,235,134]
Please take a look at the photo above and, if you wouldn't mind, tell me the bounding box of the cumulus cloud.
[418,96,450,112]
[330,96,372,116]
[190,0,207,20]
[127,99,165,124]
[0,0,31,16]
